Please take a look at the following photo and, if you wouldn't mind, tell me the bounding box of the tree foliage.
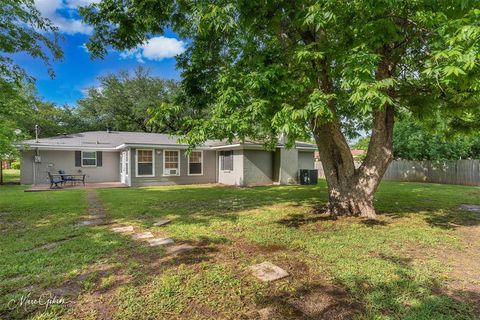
[77,67,193,134]
[393,120,480,161]
[0,0,62,158]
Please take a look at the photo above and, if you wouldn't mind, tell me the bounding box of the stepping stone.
[153,219,171,227]
[249,261,289,282]
[147,237,174,247]
[132,232,154,240]
[76,220,99,226]
[459,204,480,212]
[165,243,195,254]
[111,226,134,233]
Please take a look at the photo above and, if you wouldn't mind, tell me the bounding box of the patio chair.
[47,172,63,189]
[58,170,73,185]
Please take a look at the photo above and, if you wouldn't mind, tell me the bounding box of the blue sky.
[14,0,184,106]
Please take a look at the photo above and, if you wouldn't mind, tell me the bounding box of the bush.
[11,161,20,170]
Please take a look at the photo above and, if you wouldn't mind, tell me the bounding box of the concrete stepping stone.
[153,219,171,227]
[132,232,154,240]
[460,204,480,212]
[249,261,289,282]
[147,237,174,247]
[111,226,134,233]
[77,220,99,227]
[165,243,195,254]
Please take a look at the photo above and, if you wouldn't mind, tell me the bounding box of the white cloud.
[65,0,101,8]
[120,36,186,63]
[34,0,99,35]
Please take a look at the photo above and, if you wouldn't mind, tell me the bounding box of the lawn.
[0,181,479,319]
[2,169,20,183]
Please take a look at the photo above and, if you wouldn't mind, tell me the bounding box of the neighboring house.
[17,131,317,187]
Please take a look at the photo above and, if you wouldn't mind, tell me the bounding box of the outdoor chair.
[58,170,73,185]
[47,172,63,189]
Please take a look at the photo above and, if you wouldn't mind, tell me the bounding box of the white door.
[120,151,128,184]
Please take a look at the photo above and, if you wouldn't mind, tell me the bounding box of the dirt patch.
[440,224,480,313]
[257,282,362,320]
[241,242,288,255]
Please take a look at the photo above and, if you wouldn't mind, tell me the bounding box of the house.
[18,131,317,187]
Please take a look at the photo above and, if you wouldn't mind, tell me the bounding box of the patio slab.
[25,182,128,192]
[147,238,174,247]
[249,262,289,282]
[153,219,171,227]
[132,232,154,240]
[111,226,134,233]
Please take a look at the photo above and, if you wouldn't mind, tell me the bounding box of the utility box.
[299,169,318,185]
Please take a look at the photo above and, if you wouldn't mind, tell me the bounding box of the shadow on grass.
[256,282,362,320]
[423,210,480,230]
[277,213,336,228]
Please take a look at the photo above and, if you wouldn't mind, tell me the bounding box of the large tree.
[0,0,62,183]
[77,67,193,133]
[82,1,480,218]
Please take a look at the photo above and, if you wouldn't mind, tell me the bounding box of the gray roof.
[19,131,316,150]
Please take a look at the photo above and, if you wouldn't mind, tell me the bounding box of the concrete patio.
[25,182,127,192]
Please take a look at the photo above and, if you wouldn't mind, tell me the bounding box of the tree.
[393,119,480,161]
[81,1,480,218]
[0,0,62,183]
[77,67,193,134]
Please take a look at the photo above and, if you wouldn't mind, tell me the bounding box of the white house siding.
[128,148,217,187]
[217,149,244,186]
[20,150,120,184]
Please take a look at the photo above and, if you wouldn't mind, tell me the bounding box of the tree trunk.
[314,105,394,219]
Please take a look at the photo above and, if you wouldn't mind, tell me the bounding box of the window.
[136,149,154,177]
[163,150,180,176]
[220,150,233,171]
[188,151,203,175]
[82,151,97,167]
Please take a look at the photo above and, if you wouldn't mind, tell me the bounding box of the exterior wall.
[243,150,273,186]
[298,151,315,169]
[129,148,216,186]
[279,148,298,184]
[217,149,244,186]
[273,148,281,183]
[20,150,120,184]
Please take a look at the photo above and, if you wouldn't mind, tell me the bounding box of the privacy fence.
[316,159,480,186]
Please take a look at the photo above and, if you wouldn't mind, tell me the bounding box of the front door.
[120,151,128,184]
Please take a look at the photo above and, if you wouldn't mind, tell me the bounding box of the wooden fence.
[315,159,480,186]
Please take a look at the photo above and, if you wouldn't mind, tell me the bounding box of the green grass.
[1,181,479,319]
[2,168,20,183]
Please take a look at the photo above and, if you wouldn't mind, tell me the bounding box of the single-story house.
[18,131,317,187]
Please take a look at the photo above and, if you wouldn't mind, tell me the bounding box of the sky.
[13,0,185,106]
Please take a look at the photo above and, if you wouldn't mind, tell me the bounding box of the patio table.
[51,173,86,186]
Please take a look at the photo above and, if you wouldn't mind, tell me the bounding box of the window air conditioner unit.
[167,169,177,175]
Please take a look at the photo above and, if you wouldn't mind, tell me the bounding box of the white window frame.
[81,151,97,167]
[135,149,155,177]
[163,149,180,176]
[188,150,204,176]
[220,150,234,172]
